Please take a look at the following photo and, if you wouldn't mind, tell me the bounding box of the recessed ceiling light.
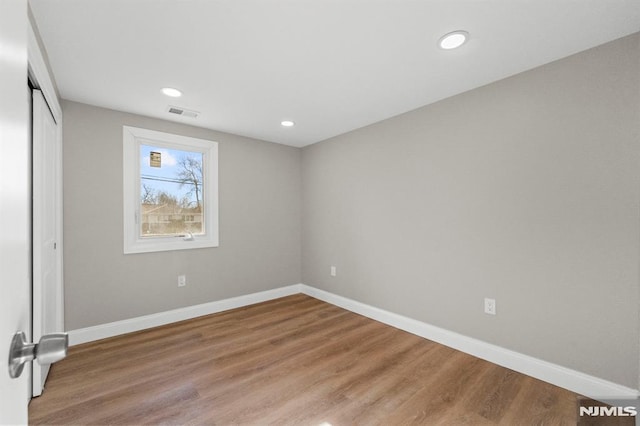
[161,87,182,97]
[438,31,469,50]
[281,120,295,127]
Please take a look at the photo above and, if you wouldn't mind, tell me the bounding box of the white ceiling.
[30,0,640,148]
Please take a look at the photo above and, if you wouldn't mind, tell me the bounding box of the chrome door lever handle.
[8,331,68,379]
[36,333,69,365]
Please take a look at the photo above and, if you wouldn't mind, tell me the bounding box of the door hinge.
[54,242,57,250]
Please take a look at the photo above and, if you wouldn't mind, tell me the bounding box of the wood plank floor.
[29,294,586,425]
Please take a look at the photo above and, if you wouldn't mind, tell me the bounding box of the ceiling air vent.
[166,105,199,119]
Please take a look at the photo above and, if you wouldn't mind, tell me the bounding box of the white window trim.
[123,126,219,254]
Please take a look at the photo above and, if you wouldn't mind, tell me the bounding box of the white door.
[0,0,32,423]
[32,89,62,396]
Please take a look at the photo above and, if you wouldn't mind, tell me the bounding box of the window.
[123,126,218,253]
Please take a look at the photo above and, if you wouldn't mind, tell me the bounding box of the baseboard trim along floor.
[67,283,639,404]
[68,285,302,346]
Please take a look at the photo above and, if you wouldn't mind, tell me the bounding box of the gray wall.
[63,101,301,330]
[302,34,640,388]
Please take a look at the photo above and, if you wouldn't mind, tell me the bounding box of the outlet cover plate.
[484,298,496,315]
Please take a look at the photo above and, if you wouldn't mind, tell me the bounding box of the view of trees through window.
[140,144,204,237]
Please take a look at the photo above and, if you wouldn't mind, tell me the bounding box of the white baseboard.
[68,282,639,403]
[298,284,639,402]
[67,284,303,345]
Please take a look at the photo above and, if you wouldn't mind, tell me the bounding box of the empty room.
[1,0,639,424]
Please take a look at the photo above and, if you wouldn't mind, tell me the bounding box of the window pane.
[140,145,204,237]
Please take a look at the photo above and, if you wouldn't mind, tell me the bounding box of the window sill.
[123,237,219,254]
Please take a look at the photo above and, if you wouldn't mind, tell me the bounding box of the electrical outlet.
[484,298,496,315]
[178,275,186,287]
[330,266,337,277]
